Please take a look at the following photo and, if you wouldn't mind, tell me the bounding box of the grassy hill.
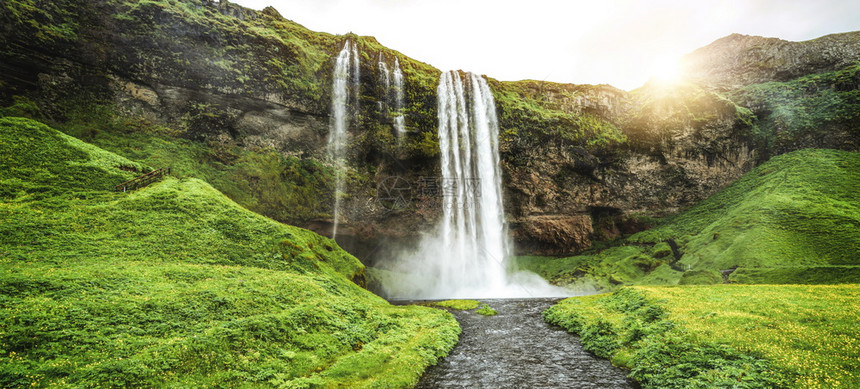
[517,148,860,289]
[0,116,459,387]
[544,285,860,388]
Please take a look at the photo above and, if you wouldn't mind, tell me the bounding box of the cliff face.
[1,0,858,259]
[682,32,860,89]
[497,80,762,254]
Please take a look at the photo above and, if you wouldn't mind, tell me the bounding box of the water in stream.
[412,299,638,389]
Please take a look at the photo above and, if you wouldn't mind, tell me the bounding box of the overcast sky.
[231,0,860,90]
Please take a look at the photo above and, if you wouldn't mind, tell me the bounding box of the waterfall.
[435,71,509,295]
[351,42,360,113]
[328,40,359,239]
[378,71,573,299]
[392,57,406,138]
[378,55,406,141]
[377,53,391,115]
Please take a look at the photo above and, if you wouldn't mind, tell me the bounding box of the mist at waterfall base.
[376,232,584,300]
[374,71,581,300]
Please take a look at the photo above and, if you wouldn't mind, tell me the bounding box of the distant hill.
[0,116,458,387]
[681,31,860,90]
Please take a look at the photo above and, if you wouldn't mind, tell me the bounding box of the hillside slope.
[517,148,860,289]
[0,116,459,387]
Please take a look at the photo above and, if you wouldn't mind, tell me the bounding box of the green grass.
[0,116,145,198]
[50,102,340,225]
[632,148,860,268]
[545,285,860,388]
[420,300,497,316]
[729,266,860,284]
[0,117,460,387]
[425,300,481,311]
[522,148,860,289]
[475,304,498,317]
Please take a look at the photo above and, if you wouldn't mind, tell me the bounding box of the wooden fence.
[115,167,170,192]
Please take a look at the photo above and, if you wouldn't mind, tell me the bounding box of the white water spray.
[380,71,573,299]
[378,55,406,141]
[392,57,406,138]
[351,42,360,113]
[377,53,391,114]
[328,41,359,239]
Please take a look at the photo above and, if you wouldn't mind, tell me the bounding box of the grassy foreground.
[544,285,860,388]
[0,116,460,387]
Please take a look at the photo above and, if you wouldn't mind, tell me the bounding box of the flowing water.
[377,53,391,115]
[378,54,406,140]
[435,71,509,294]
[392,57,406,138]
[328,41,358,239]
[412,299,638,389]
[377,71,572,299]
[350,41,360,113]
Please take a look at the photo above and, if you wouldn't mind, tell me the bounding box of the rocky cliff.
[1,0,858,260]
[681,32,860,89]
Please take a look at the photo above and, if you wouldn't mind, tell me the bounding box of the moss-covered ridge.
[0,0,443,144]
[0,116,459,387]
[730,62,860,156]
[0,0,630,164]
[518,148,860,288]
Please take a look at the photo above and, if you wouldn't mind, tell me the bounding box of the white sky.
[231,0,860,90]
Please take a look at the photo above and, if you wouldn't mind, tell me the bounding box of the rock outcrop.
[681,32,860,89]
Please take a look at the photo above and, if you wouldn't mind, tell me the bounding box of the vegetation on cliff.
[1,0,646,233]
[491,80,627,152]
[0,116,459,387]
[518,148,860,289]
[0,0,446,227]
[623,81,761,154]
[730,62,860,155]
[544,285,860,388]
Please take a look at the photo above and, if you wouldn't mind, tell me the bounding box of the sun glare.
[649,56,682,84]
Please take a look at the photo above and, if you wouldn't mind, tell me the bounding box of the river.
[405,298,638,388]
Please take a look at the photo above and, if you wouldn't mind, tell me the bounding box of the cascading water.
[378,55,406,140]
[328,41,359,239]
[435,71,509,295]
[351,42,360,113]
[392,57,406,138]
[380,71,573,299]
[377,53,391,115]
